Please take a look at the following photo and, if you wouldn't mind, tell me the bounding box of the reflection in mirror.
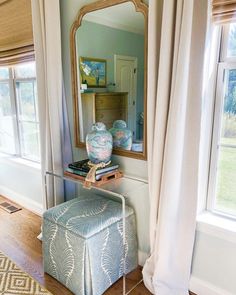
[71,0,147,159]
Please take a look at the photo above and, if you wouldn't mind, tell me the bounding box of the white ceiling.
[83,2,145,35]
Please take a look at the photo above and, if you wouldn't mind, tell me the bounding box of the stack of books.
[65,159,119,181]
[80,89,94,93]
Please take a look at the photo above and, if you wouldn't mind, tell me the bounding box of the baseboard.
[190,276,234,295]
[138,250,149,266]
[0,185,43,216]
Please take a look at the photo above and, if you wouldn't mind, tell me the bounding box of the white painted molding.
[0,185,43,216]
[196,212,236,244]
[190,276,234,295]
[0,153,41,171]
[138,250,149,266]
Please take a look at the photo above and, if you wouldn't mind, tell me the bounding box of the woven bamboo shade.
[212,0,236,24]
[0,0,34,65]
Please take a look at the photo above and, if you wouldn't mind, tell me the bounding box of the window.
[0,62,40,162]
[208,24,236,217]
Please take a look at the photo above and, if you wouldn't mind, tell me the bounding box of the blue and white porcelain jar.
[86,122,113,164]
[109,120,132,151]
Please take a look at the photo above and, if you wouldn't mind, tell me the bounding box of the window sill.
[196,211,236,244]
[0,153,41,171]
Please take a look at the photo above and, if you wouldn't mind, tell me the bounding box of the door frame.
[114,54,138,137]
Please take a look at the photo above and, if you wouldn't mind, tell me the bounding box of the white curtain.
[143,0,208,294]
[31,0,71,209]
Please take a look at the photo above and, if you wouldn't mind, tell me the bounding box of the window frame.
[207,24,236,219]
[0,62,40,162]
[0,69,19,155]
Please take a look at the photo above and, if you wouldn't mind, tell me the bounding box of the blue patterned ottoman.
[42,194,138,295]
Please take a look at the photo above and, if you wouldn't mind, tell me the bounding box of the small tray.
[64,170,123,188]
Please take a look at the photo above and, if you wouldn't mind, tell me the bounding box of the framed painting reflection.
[79,57,106,88]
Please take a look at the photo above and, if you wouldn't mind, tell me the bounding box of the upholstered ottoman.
[42,193,138,295]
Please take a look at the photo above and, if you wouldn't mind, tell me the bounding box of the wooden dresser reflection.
[80,92,128,140]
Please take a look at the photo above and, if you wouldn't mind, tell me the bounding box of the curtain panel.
[212,0,236,23]
[31,0,69,209]
[143,0,208,294]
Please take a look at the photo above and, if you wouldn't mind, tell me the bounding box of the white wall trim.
[0,185,43,216]
[190,276,234,295]
[197,212,236,244]
[138,250,149,266]
[0,153,41,172]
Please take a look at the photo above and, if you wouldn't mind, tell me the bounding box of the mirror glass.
[72,1,147,159]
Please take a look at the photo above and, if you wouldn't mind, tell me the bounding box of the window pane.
[16,81,37,121]
[0,83,16,154]
[216,142,236,215]
[227,24,236,57]
[14,62,36,78]
[0,67,9,80]
[19,122,40,161]
[215,69,236,216]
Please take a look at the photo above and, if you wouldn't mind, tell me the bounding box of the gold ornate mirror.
[70,0,148,160]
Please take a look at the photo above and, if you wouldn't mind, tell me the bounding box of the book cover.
[65,167,87,177]
[68,159,119,175]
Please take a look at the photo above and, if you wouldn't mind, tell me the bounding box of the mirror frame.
[70,0,148,160]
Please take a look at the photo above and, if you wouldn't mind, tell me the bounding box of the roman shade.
[0,0,34,66]
[212,0,236,24]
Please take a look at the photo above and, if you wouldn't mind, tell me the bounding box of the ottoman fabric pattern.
[42,194,138,295]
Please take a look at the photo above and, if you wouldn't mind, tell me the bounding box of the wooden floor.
[0,195,196,295]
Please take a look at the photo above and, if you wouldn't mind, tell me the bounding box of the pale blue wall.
[76,20,145,136]
[60,0,149,260]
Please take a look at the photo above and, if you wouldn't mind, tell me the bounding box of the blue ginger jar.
[86,122,113,164]
[109,120,132,151]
